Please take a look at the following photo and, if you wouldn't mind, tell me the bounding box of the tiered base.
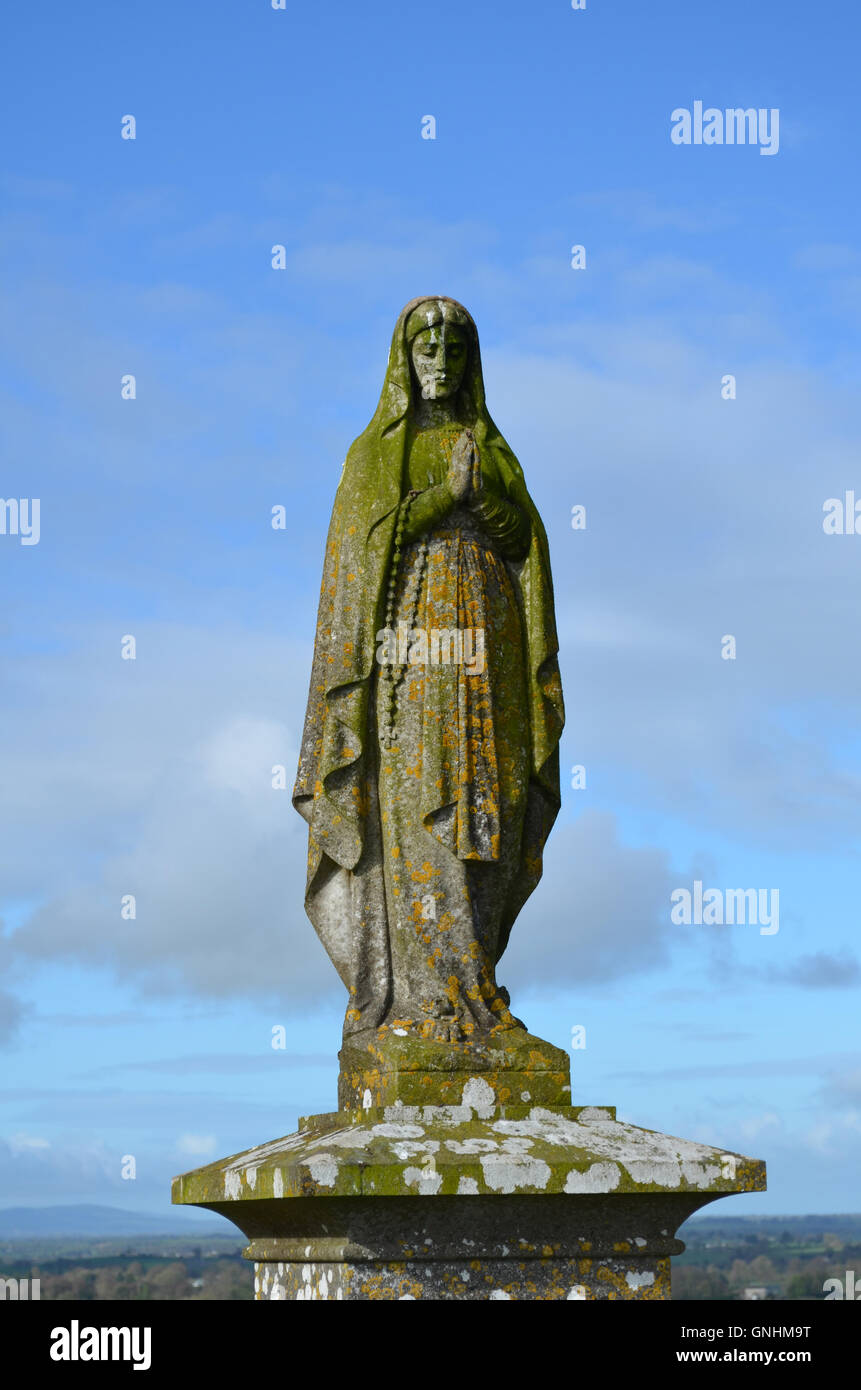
[172,1089,766,1301]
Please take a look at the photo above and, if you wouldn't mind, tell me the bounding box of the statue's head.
[405,298,472,402]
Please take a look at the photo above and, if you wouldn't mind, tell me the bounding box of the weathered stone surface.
[292,297,564,1048]
[173,1102,765,1206]
[172,1097,765,1299]
[338,1024,571,1109]
[253,1246,674,1302]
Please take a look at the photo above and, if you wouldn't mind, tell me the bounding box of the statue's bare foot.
[416,1006,469,1042]
[429,1016,468,1042]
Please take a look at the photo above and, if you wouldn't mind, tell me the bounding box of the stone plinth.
[338,1026,571,1110]
[172,1090,766,1300]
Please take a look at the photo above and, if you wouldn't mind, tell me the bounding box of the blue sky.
[1,0,860,1224]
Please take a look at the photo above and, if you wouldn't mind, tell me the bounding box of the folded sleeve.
[467,487,531,559]
[399,482,456,542]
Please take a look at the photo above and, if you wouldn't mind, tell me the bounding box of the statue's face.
[410,322,469,401]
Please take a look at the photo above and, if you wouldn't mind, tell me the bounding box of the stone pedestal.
[172,1041,766,1300]
[338,1025,572,1110]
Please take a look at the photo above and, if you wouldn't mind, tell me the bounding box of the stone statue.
[293,296,564,1073]
[174,297,767,1300]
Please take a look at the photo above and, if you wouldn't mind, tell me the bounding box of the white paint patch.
[306,1153,339,1188]
[425,1104,471,1125]
[462,1076,495,1114]
[386,1103,419,1121]
[493,1111,743,1193]
[224,1169,242,1200]
[567,1285,587,1300]
[273,1168,284,1198]
[403,1165,443,1194]
[625,1160,681,1188]
[457,1176,479,1195]
[480,1154,551,1194]
[563,1161,621,1194]
[391,1140,440,1161]
[393,1028,408,1036]
[446,1138,498,1155]
[245,1165,258,1191]
[307,1130,374,1152]
[371,1123,426,1139]
[498,1136,535,1156]
[489,1289,512,1300]
[626,1270,655,1290]
[680,1160,722,1189]
[362,1089,373,1110]
[225,1132,308,1167]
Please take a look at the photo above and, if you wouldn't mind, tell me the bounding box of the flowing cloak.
[292,297,564,1012]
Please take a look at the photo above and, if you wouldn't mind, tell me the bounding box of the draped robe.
[293,297,564,1040]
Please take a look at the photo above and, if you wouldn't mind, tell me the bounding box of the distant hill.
[682,1212,861,1238]
[0,1205,225,1238]
[5,1204,858,1242]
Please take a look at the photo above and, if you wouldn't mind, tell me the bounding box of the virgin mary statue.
[293,297,564,1047]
